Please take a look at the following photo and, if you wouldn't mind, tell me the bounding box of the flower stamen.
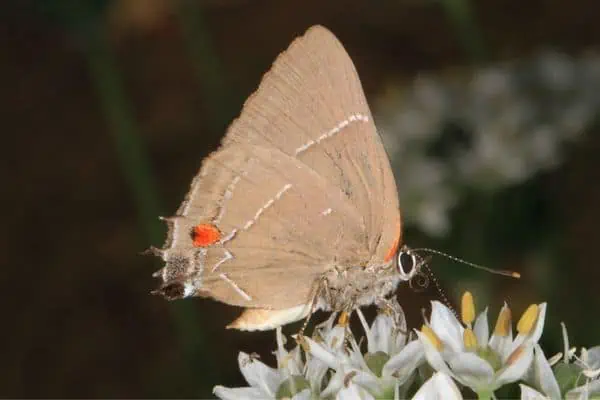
[494,306,512,336]
[421,324,443,351]
[463,327,478,351]
[461,291,476,326]
[338,311,350,327]
[517,304,539,335]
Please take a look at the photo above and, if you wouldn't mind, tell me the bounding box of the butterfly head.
[395,246,421,281]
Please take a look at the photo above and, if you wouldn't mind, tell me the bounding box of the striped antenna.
[412,248,521,279]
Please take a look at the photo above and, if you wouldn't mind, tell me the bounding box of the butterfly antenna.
[412,248,521,279]
[422,262,460,320]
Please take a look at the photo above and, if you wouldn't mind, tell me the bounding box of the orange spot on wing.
[191,223,221,247]
[384,221,402,262]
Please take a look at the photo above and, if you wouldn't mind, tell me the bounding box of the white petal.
[291,389,312,400]
[489,303,513,359]
[356,309,373,351]
[348,335,370,372]
[567,379,600,399]
[382,340,424,384]
[530,303,547,343]
[290,346,304,374]
[531,344,561,400]
[276,327,286,360]
[305,357,328,391]
[316,312,338,334]
[493,335,514,362]
[238,352,281,397]
[213,385,270,400]
[321,367,377,399]
[430,301,464,352]
[327,325,348,352]
[520,384,551,400]
[303,337,340,369]
[275,329,302,376]
[352,369,384,395]
[415,331,456,380]
[371,313,394,354]
[321,369,344,398]
[496,345,534,387]
[447,352,495,390]
[336,381,375,400]
[394,303,408,348]
[304,340,328,390]
[474,307,490,344]
[585,346,600,370]
[412,372,463,400]
[275,327,287,358]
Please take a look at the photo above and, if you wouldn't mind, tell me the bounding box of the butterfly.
[150,25,420,330]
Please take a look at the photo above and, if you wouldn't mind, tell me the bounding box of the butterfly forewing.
[155,25,402,310]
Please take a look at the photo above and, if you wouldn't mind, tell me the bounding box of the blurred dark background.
[3,0,600,397]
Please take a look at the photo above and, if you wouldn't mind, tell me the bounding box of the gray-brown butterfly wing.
[153,25,401,311]
[222,25,402,266]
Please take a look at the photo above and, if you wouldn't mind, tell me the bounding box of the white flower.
[336,384,376,400]
[305,301,425,399]
[215,301,424,399]
[214,324,319,400]
[374,51,597,236]
[417,292,547,397]
[413,372,463,400]
[213,352,310,400]
[213,292,600,399]
[521,323,600,400]
[520,383,550,400]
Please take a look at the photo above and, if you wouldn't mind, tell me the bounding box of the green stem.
[477,389,493,400]
[177,0,234,132]
[82,15,213,395]
[438,0,487,63]
[85,28,162,242]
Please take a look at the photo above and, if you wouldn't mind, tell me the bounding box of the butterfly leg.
[299,275,331,337]
[376,297,408,335]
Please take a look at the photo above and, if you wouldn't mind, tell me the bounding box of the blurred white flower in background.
[375,51,600,235]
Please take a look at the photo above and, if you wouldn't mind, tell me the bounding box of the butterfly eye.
[397,250,418,280]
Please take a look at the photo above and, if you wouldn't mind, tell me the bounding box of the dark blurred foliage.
[2,0,600,397]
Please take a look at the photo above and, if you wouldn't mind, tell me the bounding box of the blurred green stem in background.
[85,28,162,242]
[178,0,236,134]
[73,3,215,395]
[438,0,487,62]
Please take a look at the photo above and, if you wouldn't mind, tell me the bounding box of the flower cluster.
[374,51,599,236]
[214,293,600,399]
